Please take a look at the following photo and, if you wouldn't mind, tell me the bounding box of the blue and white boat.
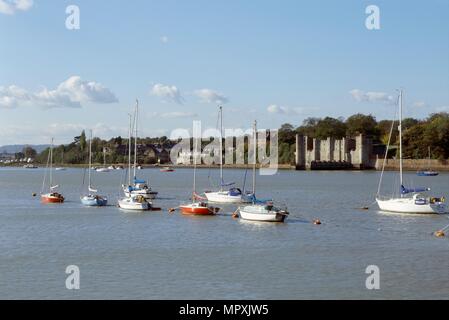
[376,90,445,214]
[80,130,108,207]
[238,120,289,222]
[204,106,253,203]
[121,100,158,200]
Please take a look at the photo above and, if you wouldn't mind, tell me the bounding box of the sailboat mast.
[49,138,53,189]
[128,114,132,186]
[399,89,403,188]
[88,130,92,189]
[219,105,223,191]
[133,99,138,179]
[193,131,198,202]
[252,120,257,197]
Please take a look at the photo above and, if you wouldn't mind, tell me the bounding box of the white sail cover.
[89,186,97,193]
[50,185,59,190]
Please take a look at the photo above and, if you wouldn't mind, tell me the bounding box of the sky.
[0,0,448,145]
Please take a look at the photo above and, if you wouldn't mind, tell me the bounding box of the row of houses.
[114,143,171,164]
[0,152,34,164]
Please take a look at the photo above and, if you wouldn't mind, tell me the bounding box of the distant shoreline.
[2,162,449,172]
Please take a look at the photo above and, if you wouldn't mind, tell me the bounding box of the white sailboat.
[96,147,110,172]
[55,149,66,171]
[238,121,289,222]
[204,106,253,203]
[122,99,158,199]
[81,130,108,206]
[376,89,446,214]
[118,108,151,211]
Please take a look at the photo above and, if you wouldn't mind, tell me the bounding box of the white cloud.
[349,89,395,104]
[267,104,309,115]
[0,0,33,15]
[149,111,198,119]
[194,88,228,104]
[0,76,118,109]
[160,36,169,44]
[150,83,184,104]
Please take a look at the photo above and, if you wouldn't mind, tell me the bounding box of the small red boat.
[160,167,174,172]
[41,192,65,203]
[179,202,219,215]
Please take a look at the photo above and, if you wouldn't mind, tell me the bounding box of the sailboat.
[41,138,65,203]
[238,121,289,222]
[204,106,253,203]
[122,100,158,200]
[118,108,152,211]
[180,129,219,215]
[55,149,66,171]
[81,130,108,206]
[417,147,439,176]
[376,89,446,214]
[96,147,110,172]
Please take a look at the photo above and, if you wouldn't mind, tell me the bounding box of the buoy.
[168,208,175,213]
[313,219,321,225]
[32,193,36,197]
[434,230,445,237]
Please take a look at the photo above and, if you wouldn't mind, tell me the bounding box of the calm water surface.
[0,167,448,299]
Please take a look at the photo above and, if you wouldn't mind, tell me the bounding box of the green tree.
[22,146,37,159]
[297,117,320,137]
[346,114,378,137]
[314,117,347,139]
[79,130,87,152]
[278,123,296,145]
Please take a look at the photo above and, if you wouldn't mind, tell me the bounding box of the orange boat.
[41,138,65,204]
[41,192,65,203]
[180,202,219,215]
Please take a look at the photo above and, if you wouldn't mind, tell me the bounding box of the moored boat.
[237,121,288,222]
[118,195,151,210]
[376,90,446,214]
[80,130,108,207]
[204,106,253,204]
[179,130,220,216]
[41,138,64,204]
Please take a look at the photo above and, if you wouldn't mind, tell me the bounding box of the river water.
[0,167,448,299]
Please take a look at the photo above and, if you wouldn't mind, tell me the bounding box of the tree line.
[16,112,449,165]
[278,112,449,164]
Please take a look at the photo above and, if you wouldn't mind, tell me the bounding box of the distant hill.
[0,144,51,154]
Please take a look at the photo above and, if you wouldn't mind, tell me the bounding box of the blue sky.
[1,0,448,145]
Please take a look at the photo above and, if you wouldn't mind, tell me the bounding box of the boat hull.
[81,196,108,207]
[376,198,446,214]
[205,191,251,203]
[179,203,218,215]
[124,189,158,200]
[41,193,64,203]
[118,197,150,210]
[416,171,439,176]
[239,205,287,222]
